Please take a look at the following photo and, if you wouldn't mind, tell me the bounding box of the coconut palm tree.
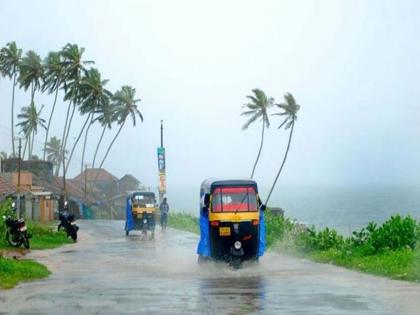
[42,51,65,160]
[98,85,143,170]
[91,101,116,168]
[64,68,111,174]
[265,92,300,205]
[241,88,274,178]
[16,103,47,159]
[59,43,94,175]
[18,50,43,103]
[45,136,65,175]
[0,42,22,156]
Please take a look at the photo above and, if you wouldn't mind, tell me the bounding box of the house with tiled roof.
[73,168,118,198]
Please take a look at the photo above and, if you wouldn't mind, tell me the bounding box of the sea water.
[167,184,420,235]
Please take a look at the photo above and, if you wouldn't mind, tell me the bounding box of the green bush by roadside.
[167,209,420,281]
[168,212,199,234]
[0,199,72,249]
[0,257,50,289]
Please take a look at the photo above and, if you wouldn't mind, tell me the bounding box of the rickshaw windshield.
[132,194,155,206]
[211,187,257,212]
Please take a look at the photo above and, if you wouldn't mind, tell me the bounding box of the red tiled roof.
[53,177,103,205]
[73,168,118,182]
[119,174,140,184]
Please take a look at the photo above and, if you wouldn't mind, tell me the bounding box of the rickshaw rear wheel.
[230,257,242,269]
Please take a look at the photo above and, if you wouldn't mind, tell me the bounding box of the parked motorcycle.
[3,202,30,249]
[58,209,79,242]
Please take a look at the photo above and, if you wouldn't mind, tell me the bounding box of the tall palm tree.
[98,85,142,170]
[16,103,47,159]
[265,92,300,205]
[241,88,273,178]
[42,51,65,160]
[91,101,116,168]
[18,50,43,104]
[45,136,65,175]
[0,42,22,156]
[64,68,111,174]
[59,43,94,176]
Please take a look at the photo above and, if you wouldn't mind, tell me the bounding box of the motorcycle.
[58,210,79,242]
[3,202,30,249]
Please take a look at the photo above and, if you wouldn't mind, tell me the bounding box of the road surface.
[1,220,419,314]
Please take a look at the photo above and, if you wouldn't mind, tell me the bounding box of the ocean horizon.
[167,184,420,235]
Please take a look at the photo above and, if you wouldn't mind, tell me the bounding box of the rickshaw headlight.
[234,241,242,250]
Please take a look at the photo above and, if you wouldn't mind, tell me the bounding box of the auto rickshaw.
[124,191,157,239]
[197,178,266,268]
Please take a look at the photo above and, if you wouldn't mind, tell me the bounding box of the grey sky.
[0,0,419,196]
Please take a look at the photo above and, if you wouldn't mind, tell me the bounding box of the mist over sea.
[167,184,420,235]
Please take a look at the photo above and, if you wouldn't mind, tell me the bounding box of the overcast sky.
[1,0,419,196]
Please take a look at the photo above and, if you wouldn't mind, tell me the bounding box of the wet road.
[1,220,420,314]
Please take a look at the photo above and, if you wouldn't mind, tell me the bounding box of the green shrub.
[0,199,14,239]
[351,215,419,254]
[265,209,295,247]
[296,226,345,252]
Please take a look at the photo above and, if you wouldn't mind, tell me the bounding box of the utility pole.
[16,138,22,218]
[160,120,163,147]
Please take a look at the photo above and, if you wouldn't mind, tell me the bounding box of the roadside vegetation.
[168,212,199,234]
[0,199,72,250]
[0,257,50,289]
[0,200,71,288]
[168,210,420,281]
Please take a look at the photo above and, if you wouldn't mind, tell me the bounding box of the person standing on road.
[160,197,169,231]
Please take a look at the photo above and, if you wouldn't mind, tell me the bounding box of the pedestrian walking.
[160,197,169,231]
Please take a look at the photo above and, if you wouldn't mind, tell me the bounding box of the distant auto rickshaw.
[197,178,266,268]
[124,191,157,239]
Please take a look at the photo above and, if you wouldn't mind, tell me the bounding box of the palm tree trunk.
[80,115,94,184]
[11,73,17,156]
[92,125,106,168]
[58,101,72,176]
[54,161,60,176]
[27,133,32,160]
[65,113,92,174]
[63,103,77,151]
[251,122,265,178]
[22,137,28,160]
[43,87,59,160]
[98,121,125,170]
[30,130,35,159]
[265,122,295,206]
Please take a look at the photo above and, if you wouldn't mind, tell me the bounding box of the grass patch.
[308,247,420,281]
[0,257,50,289]
[0,221,72,250]
[26,221,73,249]
[168,212,199,234]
